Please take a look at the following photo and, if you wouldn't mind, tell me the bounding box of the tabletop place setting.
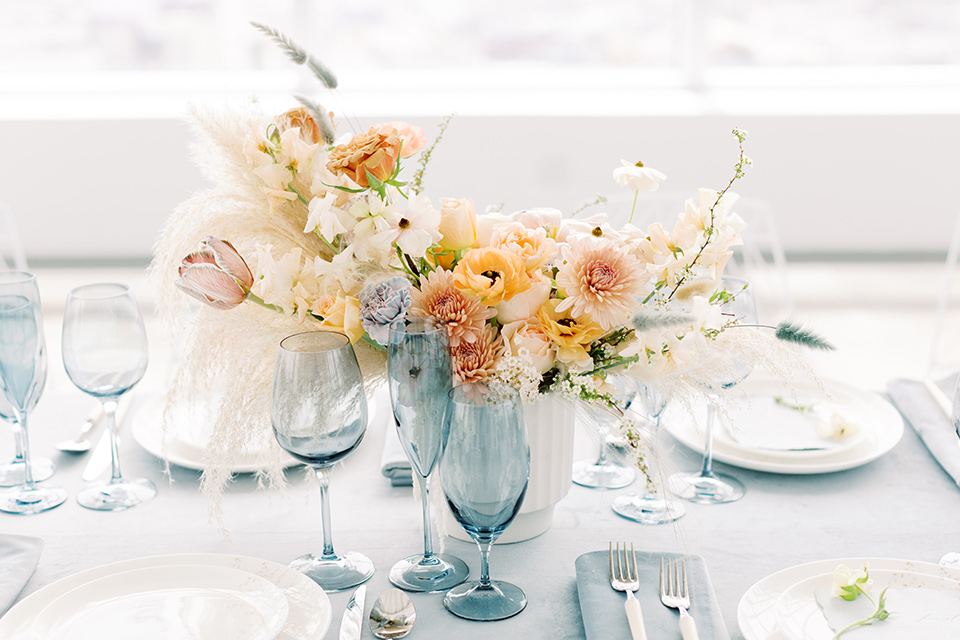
[4,20,960,640]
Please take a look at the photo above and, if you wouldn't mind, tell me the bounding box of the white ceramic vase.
[443,394,575,544]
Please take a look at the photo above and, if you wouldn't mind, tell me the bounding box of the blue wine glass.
[441,383,530,621]
[62,283,155,511]
[387,317,469,592]
[612,382,686,524]
[0,271,67,514]
[668,277,757,504]
[0,349,55,487]
[272,330,373,591]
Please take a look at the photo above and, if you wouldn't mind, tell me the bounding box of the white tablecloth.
[1,388,953,639]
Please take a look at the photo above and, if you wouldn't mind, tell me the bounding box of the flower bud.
[176,236,254,310]
[438,197,477,251]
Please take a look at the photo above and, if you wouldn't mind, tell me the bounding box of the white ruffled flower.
[613,160,667,191]
[305,192,353,239]
[378,194,442,257]
[816,413,860,439]
[253,246,307,315]
[558,213,622,243]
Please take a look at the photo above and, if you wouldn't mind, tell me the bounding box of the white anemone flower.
[613,160,667,191]
[379,194,442,257]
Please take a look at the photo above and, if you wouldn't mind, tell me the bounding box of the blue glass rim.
[279,330,350,353]
[0,271,35,286]
[67,282,131,301]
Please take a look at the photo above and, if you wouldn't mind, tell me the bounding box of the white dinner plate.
[661,376,904,474]
[774,568,960,640]
[31,564,289,640]
[737,557,960,640]
[132,395,378,473]
[0,554,332,640]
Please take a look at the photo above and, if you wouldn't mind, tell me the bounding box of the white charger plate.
[132,396,378,473]
[737,557,960,640]
[661,376,904,474]
[31,564,289,640]
[775,568,960,640]
[0,554,332,640]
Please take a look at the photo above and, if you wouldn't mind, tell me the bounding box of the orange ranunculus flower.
[312,292,364,344]
[453,247,531,307]
[536,298,606,363]
[275,107,323,144]
[326,127,402,187]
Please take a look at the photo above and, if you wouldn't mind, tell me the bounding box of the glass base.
[443,580,527,621]
[612,492,686,524]
[571,458,636,489]
[290,550,374,592]
[941,552,960,569]
[668,471,745,504]
[0,457,55,487]
[0,483,67,514]
[78,478,157,511]
[389,553,470,592]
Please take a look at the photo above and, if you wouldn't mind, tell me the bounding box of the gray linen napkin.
[380,425,413,487]
[575,550,729,640]
[887,375,960,485]
[0,534,43,615]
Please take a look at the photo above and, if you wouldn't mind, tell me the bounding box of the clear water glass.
[668,277,757,504]
[272,330,373,591]
[0,271,67,514]
[62,283,155,511]
[612,382,686,524]
[387,317,469,592]
[940,376,960,569]
[0,353,55,487]
[572,376,637,489]
[441,383,530,621]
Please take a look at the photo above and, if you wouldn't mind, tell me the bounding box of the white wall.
[1,113,956,263]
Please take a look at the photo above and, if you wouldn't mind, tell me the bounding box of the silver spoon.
[369,588,416,639]
[55,405,105,453]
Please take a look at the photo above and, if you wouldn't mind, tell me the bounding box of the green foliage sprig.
[775,321,835,351]
[410,114,454,195]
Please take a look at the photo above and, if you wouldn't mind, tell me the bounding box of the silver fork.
[609,542,648,640]
[660,556,700,640]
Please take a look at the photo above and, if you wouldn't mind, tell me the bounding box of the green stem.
[628,189,639,225]
[578,356,640,377]
[246,292,285,313]
[288,185,310,206]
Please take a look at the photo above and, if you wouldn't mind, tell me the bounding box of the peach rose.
[453,247,531,307]
[312,292,364,344]
[501,318,557,374]
[536,298,606,363]
[438,197,478,251]
[275,107,323,144]
[376,122,426,158]
[495,277,550,323]
[326,127,402,187]
[492,222,558,273]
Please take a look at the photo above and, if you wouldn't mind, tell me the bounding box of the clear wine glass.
[571,376,637,489]
[940,376,960,569]
[272,330,374,591]
[0,271,67,514]
[441,383,530,621]
[387,317,469,592]
[0,349,55,487]
[62,283,155,511]
[612,382,686,524]
[668,277,757,504]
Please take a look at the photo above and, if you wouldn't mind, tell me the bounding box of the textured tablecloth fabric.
[887,375,960,486]
[0,535,43,615]
[576,550,729,640]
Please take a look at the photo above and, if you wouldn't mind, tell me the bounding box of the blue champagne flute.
[667,277,757,504]
[62,283,155,511]
[441,383,530,621]
[272,330,373,591]
[0,348,55,487]
[387,317,469,592]
[0,271,66,514]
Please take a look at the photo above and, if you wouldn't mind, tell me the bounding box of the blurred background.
[2,0,960,384]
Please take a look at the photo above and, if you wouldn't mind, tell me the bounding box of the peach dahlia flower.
[451,325,503,383]
[410,269,495,347]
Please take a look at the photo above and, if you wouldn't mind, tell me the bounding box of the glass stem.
[476,539,493,588]
[595,436,609,466]
[12,424,25,463]
[102,398,123,483]
[314,466,337,560]
[699,395,718,478]
[15,413,35,489]
[417,473,435,560]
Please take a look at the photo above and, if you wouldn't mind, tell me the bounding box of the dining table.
[1,379,955,640]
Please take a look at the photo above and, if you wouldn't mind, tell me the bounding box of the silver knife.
[82,397,133,482]
[339,584,366,640]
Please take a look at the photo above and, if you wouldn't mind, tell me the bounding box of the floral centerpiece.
[152,25,825,518]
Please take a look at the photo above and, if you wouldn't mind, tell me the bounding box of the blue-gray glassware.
[0,271,66,514]
[272,330,373,591]
[387,317,469,592]
[441,383,529,621]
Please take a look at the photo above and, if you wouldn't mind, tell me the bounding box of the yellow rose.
[438,197,478,251]
[312,292,363,343]
[453,247,531,307]
[537,298,606,363]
